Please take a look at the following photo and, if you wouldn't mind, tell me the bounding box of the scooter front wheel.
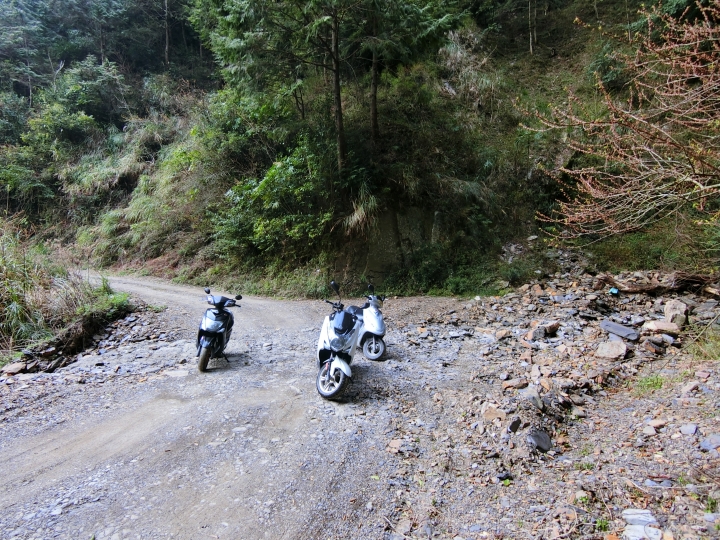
[197,346,211,372]
[362,335,386,361]
[316,362,349,399]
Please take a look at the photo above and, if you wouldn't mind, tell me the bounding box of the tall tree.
[192,0,355,174]
[352,0,459,146]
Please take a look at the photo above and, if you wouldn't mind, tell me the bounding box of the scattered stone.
[622,508,659,526]
[642,321,680,336]
[680,424,697,435]
[595,341,627,360]
[699,434,720,452]
[622,524,663,540]
[527,429,552,452]
[507,417,522,433]
[501,378,529,391]
[521,385,544,411]
[1,362,26,375]
[495,329,511,340]
[664,299,688,327]
[481,403,506,422]
[600,319,639,341]
[642,340,665,355]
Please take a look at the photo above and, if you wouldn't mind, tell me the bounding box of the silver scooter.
[346,284,387,360]
[316,280,361,399]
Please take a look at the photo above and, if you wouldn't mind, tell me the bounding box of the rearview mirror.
[330,280,340,295]
[204,287,211,294]
[235,295,242,300]
[368,284,375,294]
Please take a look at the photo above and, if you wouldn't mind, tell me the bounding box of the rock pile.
[1,305,184,378]
[390,270,720,465]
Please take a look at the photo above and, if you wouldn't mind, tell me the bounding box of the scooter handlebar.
[323,299,344,310]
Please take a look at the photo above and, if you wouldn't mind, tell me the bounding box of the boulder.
[664,299,688,327]
[600,319,639,341]
[1,362,26,375]
[595,341,627,360]
[642,320,680,336]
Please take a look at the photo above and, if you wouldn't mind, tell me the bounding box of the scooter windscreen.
[330,311,356,335]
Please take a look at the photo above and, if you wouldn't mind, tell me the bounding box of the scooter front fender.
[330,357,352,379]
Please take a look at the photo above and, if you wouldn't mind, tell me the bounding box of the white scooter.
[316,280,361,400]
[346,284,387,360]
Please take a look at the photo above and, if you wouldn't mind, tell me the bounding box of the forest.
[1,0,719,304]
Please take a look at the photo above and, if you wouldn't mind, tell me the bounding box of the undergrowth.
[580,217,709,274]
[0,217,131,366]
[688,327,720,366]
[383,244,556,297]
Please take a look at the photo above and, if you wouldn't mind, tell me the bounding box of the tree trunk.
[100,25,105,62]
[370,14,379,149]
[331,11,346,176]
[528,0,533,54]
[164,0,170,66]
[24,36,32,107]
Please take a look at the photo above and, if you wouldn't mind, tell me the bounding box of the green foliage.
[0,218,129,359]
[383,243,545,296]
[214,136,333,262]
[634,374,664,395]
[583,219,705,273]
[75,287,130,320]
[0,218,52,349]
[498,256,545,286]
[0,92,28,144]
[0,0,209,91]
[178,251,333,298]
[1,0,707,295]
[595,518,610,532]
[688,328,720,367]
[47,56,128,125]
[586,42,629,92]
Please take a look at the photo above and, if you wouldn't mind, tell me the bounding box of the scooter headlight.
[330,335,349,351]
[202,320,223,332]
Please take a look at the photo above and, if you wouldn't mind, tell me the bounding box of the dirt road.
[1,274,718,540]
[0,276,420,540]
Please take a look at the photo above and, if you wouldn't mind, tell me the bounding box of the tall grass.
[0,217,51,351]
[0,217,129,364]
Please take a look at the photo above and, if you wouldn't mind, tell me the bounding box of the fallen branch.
[594,272,720,295]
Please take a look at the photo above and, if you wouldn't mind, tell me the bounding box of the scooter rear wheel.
[362,335,386,361]
[198,346,211,372]
[316,362,349,399]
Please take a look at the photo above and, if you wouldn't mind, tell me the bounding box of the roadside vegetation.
[0,217,130,366]
[0,0,718,306]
